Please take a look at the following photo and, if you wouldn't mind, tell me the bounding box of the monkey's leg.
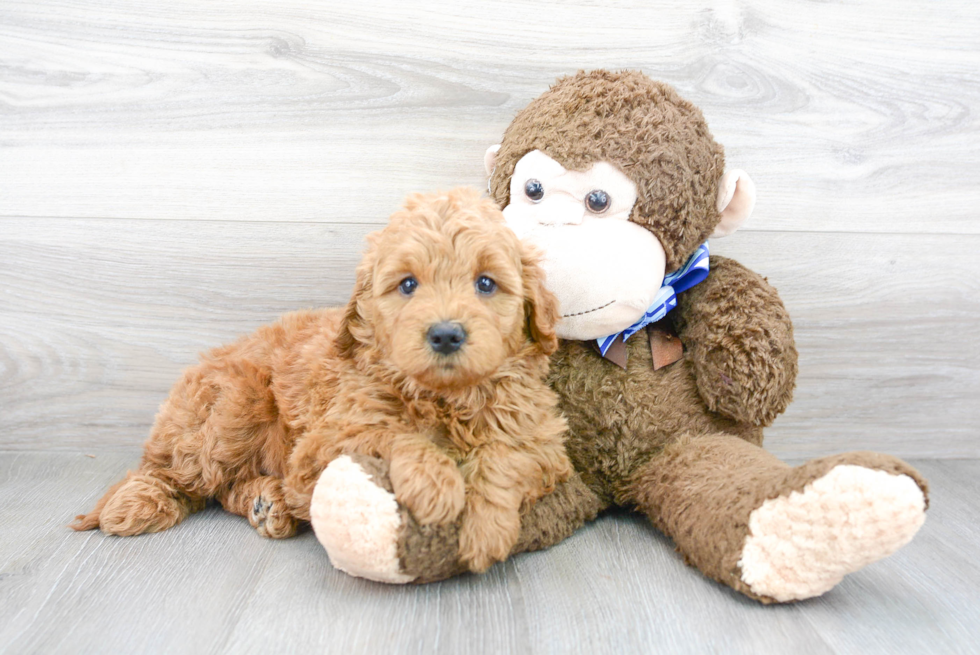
[308,455,604,583]
[629,433,928,603]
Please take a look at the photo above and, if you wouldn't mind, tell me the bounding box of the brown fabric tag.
[589,321,683,370]
[603,335,628,369]
[648,323,684,370]
[589,334,628,369]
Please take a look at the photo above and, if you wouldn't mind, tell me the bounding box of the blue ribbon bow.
[596,242,710,356]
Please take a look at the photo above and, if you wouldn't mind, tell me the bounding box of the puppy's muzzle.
[427,322,467,355]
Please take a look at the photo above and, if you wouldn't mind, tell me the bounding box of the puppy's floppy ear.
[336,234,379,358]
[520,243,560,355]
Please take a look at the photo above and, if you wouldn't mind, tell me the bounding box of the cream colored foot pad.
[739,465,926,601]
[310,455,414,584]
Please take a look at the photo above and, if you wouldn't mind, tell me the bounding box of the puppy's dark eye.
[398,276,418,296]
[586,190,610,213]
[524,179,544,202]
[475,275,497,295]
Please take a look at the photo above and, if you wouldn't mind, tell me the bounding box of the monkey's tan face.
[502,150,668,341]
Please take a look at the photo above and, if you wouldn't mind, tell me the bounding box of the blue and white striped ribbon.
[596,242,710,357]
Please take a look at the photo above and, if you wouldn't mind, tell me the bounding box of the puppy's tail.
[70,476,130,531]
[69,471,200,535]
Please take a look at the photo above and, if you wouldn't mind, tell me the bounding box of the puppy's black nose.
[427,322,466,355]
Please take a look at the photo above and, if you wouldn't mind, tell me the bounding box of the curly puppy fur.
[72,187,572,573]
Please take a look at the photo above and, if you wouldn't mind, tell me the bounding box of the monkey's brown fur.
[72,188,572,573]
[339,70,929,601]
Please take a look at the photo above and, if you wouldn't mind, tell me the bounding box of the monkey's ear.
[712,169,756,238]
[484,144,501,176]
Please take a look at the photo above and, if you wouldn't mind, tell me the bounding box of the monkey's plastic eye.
[475,275,497,295]
[398,276,418,296]
[524,179,544,202]
[586,190,610,213]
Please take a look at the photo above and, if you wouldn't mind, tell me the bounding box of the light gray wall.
[2,0,978,458]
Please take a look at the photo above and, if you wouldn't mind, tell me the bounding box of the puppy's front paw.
[458,502,520,573]
[389,455,465,526]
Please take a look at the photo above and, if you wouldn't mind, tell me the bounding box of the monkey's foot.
[310,455,414,583]
[738,465,926,602]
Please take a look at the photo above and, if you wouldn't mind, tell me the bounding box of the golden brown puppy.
[72,187,572,572]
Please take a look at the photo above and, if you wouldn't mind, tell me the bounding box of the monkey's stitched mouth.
[561,300,615,318]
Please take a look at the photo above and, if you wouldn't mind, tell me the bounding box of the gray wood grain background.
[3,2,980,654]
[2,0,979,459]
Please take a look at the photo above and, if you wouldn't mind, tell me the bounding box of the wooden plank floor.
[0,453,977,655]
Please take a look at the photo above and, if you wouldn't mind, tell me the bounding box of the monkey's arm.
[673,256,798,427]
[309,453,603,584]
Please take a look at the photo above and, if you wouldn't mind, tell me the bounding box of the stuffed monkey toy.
[309,70,928,603]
